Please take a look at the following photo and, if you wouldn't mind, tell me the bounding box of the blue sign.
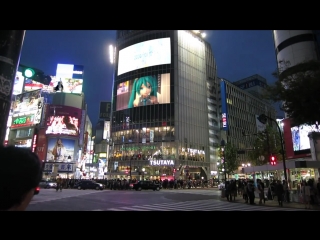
[220,79,228,131]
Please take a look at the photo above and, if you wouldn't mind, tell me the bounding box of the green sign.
[12,115,34,126]
[13,116,27,125]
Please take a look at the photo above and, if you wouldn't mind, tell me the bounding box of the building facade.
[273,30,320,72]
[107,30,219,180]
[6,64,95,180]
[218,77,277,170]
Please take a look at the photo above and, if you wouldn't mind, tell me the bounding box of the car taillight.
[36,187,40,191]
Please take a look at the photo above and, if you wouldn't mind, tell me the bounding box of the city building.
[218,77,277,176]
[6,64,95,179]
[232,74,269,99]
[273,30,320,72]
[107,30,220,180]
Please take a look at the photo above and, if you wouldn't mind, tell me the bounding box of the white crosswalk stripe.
[104,199,309,211]
[162,189,220,196]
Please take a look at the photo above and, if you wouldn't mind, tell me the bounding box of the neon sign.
[11,115,34,128]
[32,134,37,152]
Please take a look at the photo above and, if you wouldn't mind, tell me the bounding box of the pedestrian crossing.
[104,199,310,211]
[162,189,220,196]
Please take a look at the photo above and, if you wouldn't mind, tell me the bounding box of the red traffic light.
[270,155,277,165]
[173,168,176,173]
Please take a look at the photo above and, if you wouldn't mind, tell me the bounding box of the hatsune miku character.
[128,76,159,108]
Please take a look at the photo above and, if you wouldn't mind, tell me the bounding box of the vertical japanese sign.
[220,79,228,131]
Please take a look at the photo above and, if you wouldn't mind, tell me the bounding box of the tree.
[218,142,239,178]
[247,125,282,166]
[263,59,320,126]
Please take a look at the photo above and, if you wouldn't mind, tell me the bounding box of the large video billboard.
[47,137,76,161]
[11,89,44,128]
[55,64,84,94]
[116,73,170,111]
[45,105,81,136]
[117,37,171,76]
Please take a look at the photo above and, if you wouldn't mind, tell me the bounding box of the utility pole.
[0,30,26,144]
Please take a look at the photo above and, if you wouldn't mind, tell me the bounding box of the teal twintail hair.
[128,76,158,108]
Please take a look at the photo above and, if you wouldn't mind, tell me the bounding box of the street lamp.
[220,140,227,182]
[257,114,287,182]
[242,163,251,167]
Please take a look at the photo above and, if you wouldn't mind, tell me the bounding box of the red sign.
[36,128,47,161]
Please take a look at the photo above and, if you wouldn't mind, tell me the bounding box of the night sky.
[20,30,281,127]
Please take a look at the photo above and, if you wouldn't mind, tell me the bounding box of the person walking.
[56,174,62,192]
[301,180,311,209]
[275,180,284,207]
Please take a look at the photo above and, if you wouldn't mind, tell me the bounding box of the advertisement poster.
[255,114,266,132]
[117,37,171,76]
[45,105,82,136]
[46,137,75,161]
[13,71,24,95]
[11,89,41,116]
[55,64,84,94]
[116,73,170,111]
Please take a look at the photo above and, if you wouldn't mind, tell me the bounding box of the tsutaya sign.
[149,160,174,166]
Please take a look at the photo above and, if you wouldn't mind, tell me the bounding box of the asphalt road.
[26,188,308,211]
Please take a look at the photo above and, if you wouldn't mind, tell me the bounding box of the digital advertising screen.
[117,37,171,76]
[116,73,170,111]
[13,71,24,95]
[11,90,44,126]
[103,121,110,139]
[55,64,84,94]
[46,137,76,161]
[291,124,315,151]
[45,105,81,136]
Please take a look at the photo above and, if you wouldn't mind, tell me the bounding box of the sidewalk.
[220,191,320,210]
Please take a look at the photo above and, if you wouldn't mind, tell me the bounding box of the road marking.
[104,199,312,211]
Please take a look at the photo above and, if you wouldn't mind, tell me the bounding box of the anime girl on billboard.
[128,76,158,108]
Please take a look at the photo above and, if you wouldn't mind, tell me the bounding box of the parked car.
[39,180,57,189]
[76,180,105,190]
[34,186,40,195]
[133,180,161,191]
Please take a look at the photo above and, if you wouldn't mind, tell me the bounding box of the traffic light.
[270,155,277,165]
[20,64,52,85]
[138,154,141,159]
[23,67,35,78]
[173,168,176,173]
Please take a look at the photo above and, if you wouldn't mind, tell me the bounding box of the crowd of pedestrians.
[223,178,320,208]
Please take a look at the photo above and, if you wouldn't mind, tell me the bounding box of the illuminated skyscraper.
[108,30,219,180]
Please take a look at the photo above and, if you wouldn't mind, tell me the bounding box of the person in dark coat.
[247,180,255,205]
[225,181,230,201]
[275,180,284,207]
